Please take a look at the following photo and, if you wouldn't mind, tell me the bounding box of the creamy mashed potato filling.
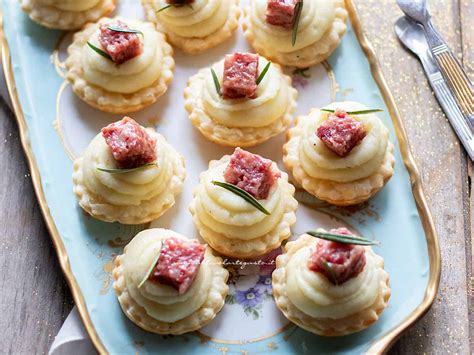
[36,0,101,11]
[248,0,335,52]
[152,0,229,38]
[82,21,164,94]
[200,57,290,128]
[286,240,381,319]
[195,158,286,240]
[298,103,389,182]
[81,132,175,207]
[122,230,212,323]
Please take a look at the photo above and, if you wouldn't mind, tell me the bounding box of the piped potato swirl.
[65,17,174,114]
[242,0,348,67]
[73,130,185,224]
[36,0,101,11]
[113,229,229,334]
[286,241,381,319]
[83,21,164,94]
[189,155,298,258]
[184,56,297,147]
[142,0,241,54]
[20,0,115,30]
[272,234,391,336]
[283,101,395,205]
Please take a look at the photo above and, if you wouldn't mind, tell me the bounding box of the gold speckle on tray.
[267,341,278,350]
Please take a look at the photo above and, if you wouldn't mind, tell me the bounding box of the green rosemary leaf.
[256,61,271,85]
[87,41,112,60]
[321,108,384,115]
[157,4,173,12]
[97,162,158,174]
[157,3,193,13]
[292,0,304,46]
[322,262,339,285]
[212,181,271,215]
[138,242,162,289]
[107,26,143,36]
[306,231,380,246]
[210,68,222,96]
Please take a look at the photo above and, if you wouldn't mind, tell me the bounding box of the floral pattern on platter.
[291,67,311,89]
[294,189,382,225]
[224,248,281,320]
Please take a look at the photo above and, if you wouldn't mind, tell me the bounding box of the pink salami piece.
[222,52,259,99]
[316,110,367,157]
[166,0,194,4]
[266,0,301,29]
[101,117,157,169]
[99,20,142,64]
[224,148,281,200]
[149,237,206,294]
[308,227,366,285]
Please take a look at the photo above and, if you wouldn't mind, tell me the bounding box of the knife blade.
[395,16,474,161]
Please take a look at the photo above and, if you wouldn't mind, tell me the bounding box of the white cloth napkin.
[0,63,95,355]
[49,307,96,355]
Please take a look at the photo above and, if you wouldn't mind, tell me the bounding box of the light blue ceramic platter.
[1,1,439,354]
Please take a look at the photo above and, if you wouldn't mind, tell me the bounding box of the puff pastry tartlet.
[185,52,297,147]
[283,101,395,206]
[190,148,298,258]
[113,228,229,334]
[142,0,241,54]
[65,17,174,114]
[73,117,185,224]
[273,228,391,336]
[20,0,115,30]
[242,0,348,68]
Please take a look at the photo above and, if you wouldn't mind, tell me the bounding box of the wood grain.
[459,0,474,351]
[355,0,472,354]
[0,0,472,353]
[0,97,74,354]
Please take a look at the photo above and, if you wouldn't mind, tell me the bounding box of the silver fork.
[395,17,474,161]
[397,0,474,127]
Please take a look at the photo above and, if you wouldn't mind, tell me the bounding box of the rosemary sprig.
[256,61,271,85]
[306,231,379,246]
[87,41,112,60]
[157,3,193,13]
[157,4,173,12]
[210,68,222,96]
[97,162,158,174]
[321,108,383,115]
[107,26,143,36]
[138,242,162,289]
[212,181,271,215]
[292,0,304,46]
[322,261,339,285]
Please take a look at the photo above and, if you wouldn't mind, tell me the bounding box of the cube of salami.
[224,148,281,200]
[308,228,366,285]
[149,237,206,294]
[166,0,194,4]
[221,52,259,99]
[266,0,301,29]
[101,117,157,169]
[316,110,367,157]
[99,20,142,64]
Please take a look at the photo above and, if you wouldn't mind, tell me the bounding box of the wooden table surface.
[1,1,472,354]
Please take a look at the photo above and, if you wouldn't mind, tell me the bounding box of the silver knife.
[394,16,474,161]
[397,0,474,128]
